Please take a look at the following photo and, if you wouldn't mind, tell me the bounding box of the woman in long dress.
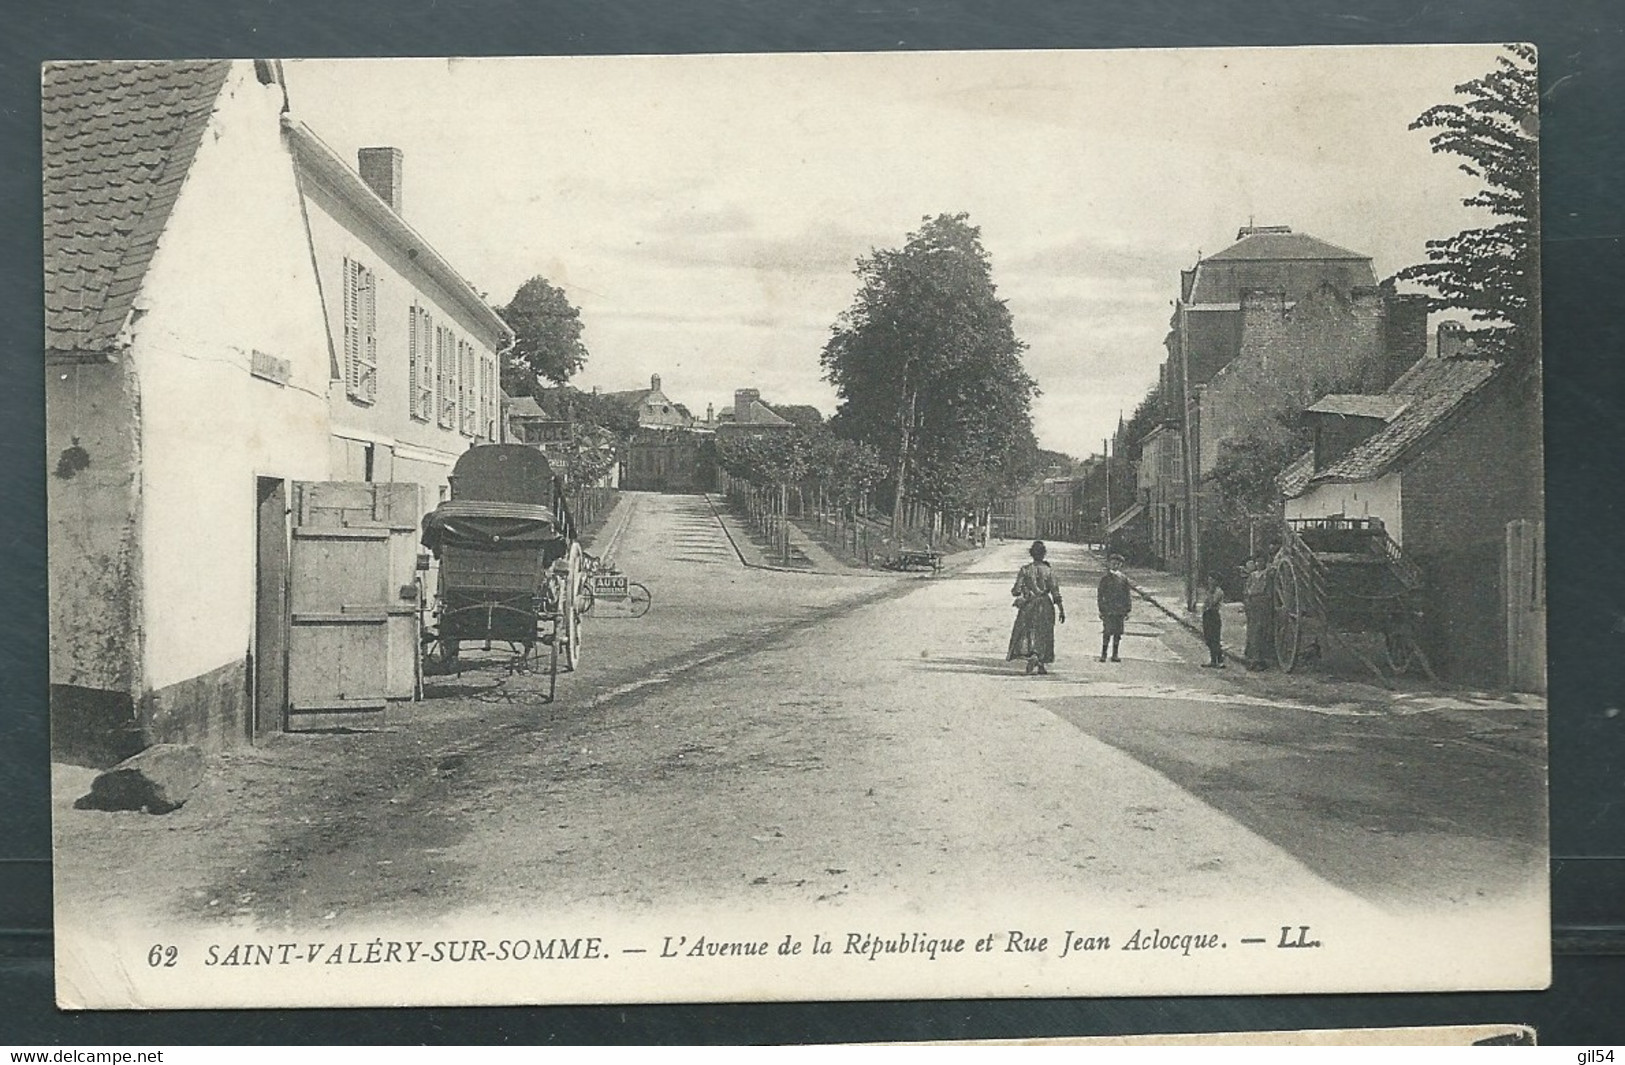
[1008,540,1065,674]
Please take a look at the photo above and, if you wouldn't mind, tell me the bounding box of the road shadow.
[911,653,1026,676]
[1045,692,1548,908]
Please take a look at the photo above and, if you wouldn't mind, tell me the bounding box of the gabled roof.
[1276,449,1316,497]
[600,387,652,406]
[1285,358,1502,495]
[1206,227,1368,263]
[506,395,546,418]
[285,120,512,344]
[1184,226,1376,307]
[732,397,792,426]
[44,60,233,354]
[1303,394,1412,421]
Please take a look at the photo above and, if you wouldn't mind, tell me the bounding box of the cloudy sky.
[282,46,1502,458]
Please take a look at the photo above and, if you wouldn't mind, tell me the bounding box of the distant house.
[604,373,718,491]
[44,61,512,765]
[1134,424,1185,566]
[714,388,794,430]
[1279,355,1543,687]
[603,373,692,428]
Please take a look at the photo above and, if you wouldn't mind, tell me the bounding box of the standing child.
[1200,572,1226,668]
[1096,554,1132,662]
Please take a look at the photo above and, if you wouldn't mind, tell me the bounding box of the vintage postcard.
[46,46,1547,1009]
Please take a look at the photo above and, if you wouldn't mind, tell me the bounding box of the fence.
[566,485,618,542]
[716,470,796,563]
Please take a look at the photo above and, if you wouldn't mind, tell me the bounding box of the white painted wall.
[299,171,504,518]
[131,61,334,692]
[1286,472,1405,545]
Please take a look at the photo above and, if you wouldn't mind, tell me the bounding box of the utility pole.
[1102,437,1112,552]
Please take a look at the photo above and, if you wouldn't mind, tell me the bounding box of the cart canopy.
[448,444,555,506]
[421,499,562,554]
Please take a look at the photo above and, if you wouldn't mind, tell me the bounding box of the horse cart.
[418,445,592,697]
[1268,516,1437,683]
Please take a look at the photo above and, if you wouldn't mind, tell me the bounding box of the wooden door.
[286,481,421,730]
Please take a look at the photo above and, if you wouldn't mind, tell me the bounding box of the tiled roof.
[736,399,792,426]
[506,395,546,418]
[1206,229,1368,262]
[1277,449,1316,497]
[44,60,232,353]
[1304,394,1412,421]
[1292,358,1501,493]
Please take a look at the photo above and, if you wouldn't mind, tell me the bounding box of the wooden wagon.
[1268,516,1437,683]
[418,445,591,697]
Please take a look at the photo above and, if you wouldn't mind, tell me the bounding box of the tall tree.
[500,276,590,391]
[1394,44,1539,362]
[820,213,1037,537]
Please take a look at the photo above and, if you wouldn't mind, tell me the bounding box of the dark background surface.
[2,0,1621,1044]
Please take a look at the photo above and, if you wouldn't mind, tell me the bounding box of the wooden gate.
[1505,519,1546,694]
[286,481,421,730]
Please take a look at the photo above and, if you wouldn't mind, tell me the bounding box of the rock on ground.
[79,744,204,814]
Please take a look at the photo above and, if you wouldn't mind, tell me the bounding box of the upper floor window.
[408,304,434,422]
[436,326,457,430]
[342,257,378,404]
[459,339,477,437]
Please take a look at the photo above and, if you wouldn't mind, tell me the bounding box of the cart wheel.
[423,636,460,677]
[625,582,652,619]
[561,545,583,672]
[1273,564,1301,672]
[545,618,559,701]
[1385,629,1416,675]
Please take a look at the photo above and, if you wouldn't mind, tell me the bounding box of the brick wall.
[1402,379,1540,684]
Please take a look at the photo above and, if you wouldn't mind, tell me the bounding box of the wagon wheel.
[544,615,560,701]
[560,543,584,672]
[625,582,652,619]
[1273,561,1302,672]
[1384,627,1416,675]
[422,633,460,677]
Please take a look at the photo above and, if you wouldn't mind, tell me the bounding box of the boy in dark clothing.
[1097,554,1133,662]
[1200,573,1226,667]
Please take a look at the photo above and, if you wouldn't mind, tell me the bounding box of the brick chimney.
[650,373,662,393]
[358,147,403,212]
[734,389,760,422]
[1437,321,1475,360]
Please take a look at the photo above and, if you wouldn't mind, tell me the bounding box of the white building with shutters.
[287,126,511,511]
[44,61,514,764]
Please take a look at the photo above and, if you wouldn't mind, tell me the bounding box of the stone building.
[1140,224,1428,576]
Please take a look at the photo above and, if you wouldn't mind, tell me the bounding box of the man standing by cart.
[1243,555,1274,670]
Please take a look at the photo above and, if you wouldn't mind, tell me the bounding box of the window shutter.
[438,327,454,429]
[362,267,377,403]
[408,306,420,419]
[468,343,476,434]
[342,258,360,398]
[419,310,435,420]
[435,327,446,427]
